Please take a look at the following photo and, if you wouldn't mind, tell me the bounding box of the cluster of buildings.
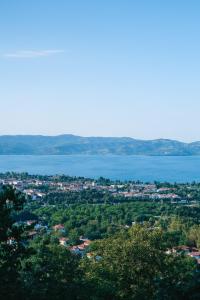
[52,223,92,256]
[167,245,200,264]
[8,218,92,257]
[20,220,200,263]
[0,175,190,202]
[114,185,183,201]
[68,238,91,256]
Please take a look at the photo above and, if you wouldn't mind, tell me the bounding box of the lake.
[0,155,200,183]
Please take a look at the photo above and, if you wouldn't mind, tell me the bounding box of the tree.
[81,225,199,300]
[0,185,26,300]
[21,236,82,300]
[187,225,200,248]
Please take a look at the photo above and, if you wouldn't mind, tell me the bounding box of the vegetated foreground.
[0,172,200,300]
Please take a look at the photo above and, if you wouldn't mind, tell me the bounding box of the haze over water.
[1,155,200,183]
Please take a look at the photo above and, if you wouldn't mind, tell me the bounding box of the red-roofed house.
[53,224,65,232]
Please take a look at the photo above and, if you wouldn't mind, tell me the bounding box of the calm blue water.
[0,155,200,183]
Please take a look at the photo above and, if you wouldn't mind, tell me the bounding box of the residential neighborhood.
[0,172,197,203]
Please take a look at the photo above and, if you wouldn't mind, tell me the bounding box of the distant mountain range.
[0,134,200,156]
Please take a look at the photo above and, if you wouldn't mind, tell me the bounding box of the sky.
[0,0,200,142]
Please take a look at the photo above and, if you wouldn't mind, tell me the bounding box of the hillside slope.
[0,135,199,155]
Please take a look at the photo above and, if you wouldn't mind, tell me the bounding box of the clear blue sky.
[0,0,200,141]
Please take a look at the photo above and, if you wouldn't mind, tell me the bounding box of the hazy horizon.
[1,1,200,142]
[0,133,200,144]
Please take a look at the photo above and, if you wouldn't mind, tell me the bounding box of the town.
[0,172,198,203]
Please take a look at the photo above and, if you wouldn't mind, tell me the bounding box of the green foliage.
[21,237,82,300]
[81,225,199,300]
[33,200,200,242]
[1,184,200,299]
[187,225,200,248]
[0,186,26,300]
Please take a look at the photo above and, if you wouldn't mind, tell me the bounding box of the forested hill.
[0,134,200,155]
